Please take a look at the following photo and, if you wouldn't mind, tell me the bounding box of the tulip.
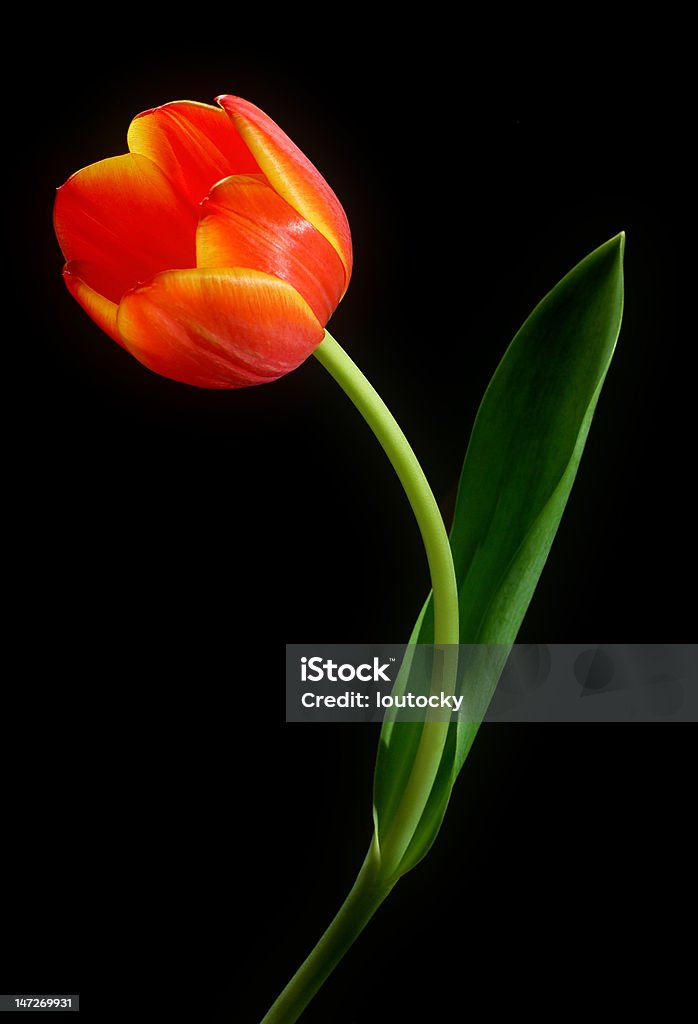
[54,96,352,388]
[53,87,628,1024]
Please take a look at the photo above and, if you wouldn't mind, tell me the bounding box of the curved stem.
[314,332,458,649]
[261,331,459,1023]
[314,331,459,873]
[260,837,393,1024]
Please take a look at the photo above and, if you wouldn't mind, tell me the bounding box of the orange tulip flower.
[54,96,352,388]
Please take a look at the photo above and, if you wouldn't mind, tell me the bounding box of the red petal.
[216,95,352,290]
[117,268,324,389]
[63,262,122,346]
[197,174,345,325]
[54,153,196,303]
[127,101,260,208]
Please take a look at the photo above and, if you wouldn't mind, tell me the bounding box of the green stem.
[260,837,393,1024]
[314,332,458,649]
[313,332,459,874]
[261,331,459,1024]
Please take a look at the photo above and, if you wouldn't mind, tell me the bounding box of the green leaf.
[374,233,625,876]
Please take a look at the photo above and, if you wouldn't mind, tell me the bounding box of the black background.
[6,15,694,1022]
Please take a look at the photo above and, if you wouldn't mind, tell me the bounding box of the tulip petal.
[217,95,352,289]
[196,174,345,325]
[127,101,260,208]
[117,267,324,389]
[54,153,196,304]
[63,262,122,346]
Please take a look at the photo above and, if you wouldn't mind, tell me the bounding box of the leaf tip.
[611,230,626,259]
